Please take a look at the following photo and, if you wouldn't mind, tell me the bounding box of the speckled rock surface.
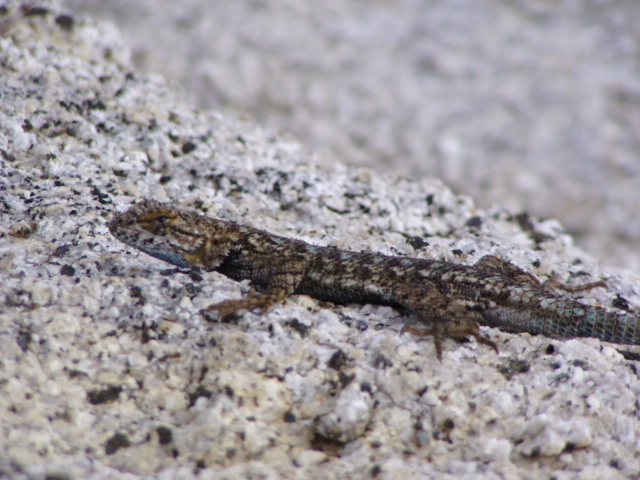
[65,0,640,271]
[2,4,640,480]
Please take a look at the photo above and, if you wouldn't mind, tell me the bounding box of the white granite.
[66,0,640,271]
[1,3,640,479]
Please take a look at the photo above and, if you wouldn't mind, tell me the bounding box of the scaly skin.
[109,199,640,358]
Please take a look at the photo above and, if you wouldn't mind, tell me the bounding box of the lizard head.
[109,199,206,269]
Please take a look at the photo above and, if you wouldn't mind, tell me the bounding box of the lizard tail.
[481,301,640,345]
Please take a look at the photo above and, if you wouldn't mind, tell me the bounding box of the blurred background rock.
[65,0,640,270]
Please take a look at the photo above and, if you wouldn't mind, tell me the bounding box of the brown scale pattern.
[109,199,640,358]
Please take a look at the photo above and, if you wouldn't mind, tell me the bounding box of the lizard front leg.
[204,256,308,321]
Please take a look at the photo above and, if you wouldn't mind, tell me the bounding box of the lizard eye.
[155,215,170,225]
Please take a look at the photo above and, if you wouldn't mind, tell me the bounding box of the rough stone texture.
[64,0,640,271]
[2,3,640,479]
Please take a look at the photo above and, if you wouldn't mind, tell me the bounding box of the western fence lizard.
[109,199,640,358]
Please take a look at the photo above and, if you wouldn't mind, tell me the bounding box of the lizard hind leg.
[405,306,498,360]
[474,255,543,288]
[475,255,607,294]
[541,272,607,294]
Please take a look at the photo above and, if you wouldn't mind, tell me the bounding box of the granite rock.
[1,3,640,479]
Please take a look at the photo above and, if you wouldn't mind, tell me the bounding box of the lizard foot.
[202,290,288,322]
[405,321,498,360]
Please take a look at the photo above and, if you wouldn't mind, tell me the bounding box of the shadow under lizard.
[109,199,640,358]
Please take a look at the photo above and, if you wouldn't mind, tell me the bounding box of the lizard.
[108,199,640,358]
